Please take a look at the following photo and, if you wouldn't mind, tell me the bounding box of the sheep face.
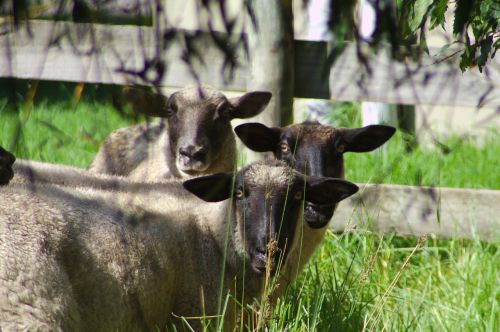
[235,122,395,228]
[166,86,231,175]
[183,161,358,277]
[232,163,303,275]
[124,85,271,176]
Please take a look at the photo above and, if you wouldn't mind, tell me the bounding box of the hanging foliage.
[316,0,498,72]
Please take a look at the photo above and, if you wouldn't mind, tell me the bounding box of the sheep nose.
[257,247,268,260]
[252,249,267,274]
[256,247,266,256]
[179,145,207,162]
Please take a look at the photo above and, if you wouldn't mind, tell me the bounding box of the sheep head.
[183,160,358,276]
[124,85,271,176]
[235,121,395,228]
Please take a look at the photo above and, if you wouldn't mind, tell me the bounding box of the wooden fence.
[1,20,498,108]
[333,184,499,242]
[0,19,498,242]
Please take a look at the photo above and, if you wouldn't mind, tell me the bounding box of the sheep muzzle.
[177,145,209,172]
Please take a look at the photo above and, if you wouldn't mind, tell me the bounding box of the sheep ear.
[0,146,15,186]
[123,85,169,118]
[338,125,396,153]
[228,91,272,119]
[183,173,234,202]
[305,176,358,205]
[234,122,281,152]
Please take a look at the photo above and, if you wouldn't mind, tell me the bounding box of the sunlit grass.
[0,99,135,167]
[273,231,500,332]
[344,130,500,189]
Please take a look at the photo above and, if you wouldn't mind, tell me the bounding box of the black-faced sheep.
[0,160,358,331]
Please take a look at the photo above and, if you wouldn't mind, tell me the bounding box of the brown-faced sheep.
[235,121,395,227]
[4,85,271,187]
[88,85,271,180]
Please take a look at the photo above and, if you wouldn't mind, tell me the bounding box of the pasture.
[0,95,498,331]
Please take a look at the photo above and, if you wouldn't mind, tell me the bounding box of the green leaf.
[419,31,429,55]
[478,35,493,72]
[479,0,492,16]
[453,0,475,35]
[483,1,500,25]
[406,0,433,33]
[459,42,474,72]
[429,0,448,29]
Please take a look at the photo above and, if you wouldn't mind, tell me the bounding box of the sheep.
[0,160,358,331]
[88,85,272,180]
[1,118,394,290]
[1,120,393,285]
[235,121,396,228]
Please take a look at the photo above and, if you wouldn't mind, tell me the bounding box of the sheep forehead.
[287,122,337,144]
[243,162,296,191]
[174,85,227,111]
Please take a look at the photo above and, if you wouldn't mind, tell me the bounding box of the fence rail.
[1,20,499,108]
[333,184,499,242]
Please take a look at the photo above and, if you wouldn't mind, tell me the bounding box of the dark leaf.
[430,0,448,29]
[478,35,493,72]
[459,43,474,72]
[453,0,475,35]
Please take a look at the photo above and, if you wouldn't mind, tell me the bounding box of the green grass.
[0,99,136,167]
[271,232,499,331]
[1,99,498,331]
[344,131,500,189]
[323,101,500,189]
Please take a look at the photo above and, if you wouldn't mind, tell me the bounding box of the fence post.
[245,0,294,161]
[359,0,415,147]
[359,0,398,129]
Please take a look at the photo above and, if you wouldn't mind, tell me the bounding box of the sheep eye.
[166,108,175,117]
[217,102,233,119]
[166,103,177,117]
[280,143,290,154]
[294,191,303,200]
[338,144,345,153]
[235,189,244,199]
[221,107,233,118]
